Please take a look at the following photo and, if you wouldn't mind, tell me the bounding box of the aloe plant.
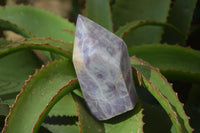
[0,0,200,132]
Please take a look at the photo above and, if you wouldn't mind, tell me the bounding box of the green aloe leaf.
[0,37,75,106]
[73,94,144,133]
[130,56,192,133]
[129,44,200,83]
[0,6,75,42]
[33,79,79,133]
[0,19,33,38]
[0,38,73,59]
[16,38,73,51]
[48,94,77,117]
[104,103,143,133]
[115,20,185,47]
[0,50,41,105]
[14,37,73,60]
[162,0,197,45]
[112,0,171,45]
[2,59,79,133]
[85,0,113,31]
[42,124,79,133]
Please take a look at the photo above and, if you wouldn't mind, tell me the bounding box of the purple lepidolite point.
[73,15,137,120]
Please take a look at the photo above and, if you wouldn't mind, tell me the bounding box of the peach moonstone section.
[73,15,137,120]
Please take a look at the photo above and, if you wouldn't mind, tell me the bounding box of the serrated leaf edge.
[18,37,73,46]
[115,20,185,39]
[0,40,72,59]
[32,79,78,133]
[0,19,34,38]
[72,94,82,133]
[130,44,200,78]
[2,60,78,133]
[141,75,182,132]
[2,60,53,132]
[131,56,193,132]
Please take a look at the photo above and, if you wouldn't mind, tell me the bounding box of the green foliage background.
[0,0,200,133]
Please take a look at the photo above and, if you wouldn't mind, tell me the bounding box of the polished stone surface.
[73,15,137,120]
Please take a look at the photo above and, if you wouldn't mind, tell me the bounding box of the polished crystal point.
[73,15,137,120]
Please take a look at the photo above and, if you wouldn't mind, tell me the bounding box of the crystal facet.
[73,15,137,120]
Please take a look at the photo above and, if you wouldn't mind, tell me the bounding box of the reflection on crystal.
[73,15,137,120]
